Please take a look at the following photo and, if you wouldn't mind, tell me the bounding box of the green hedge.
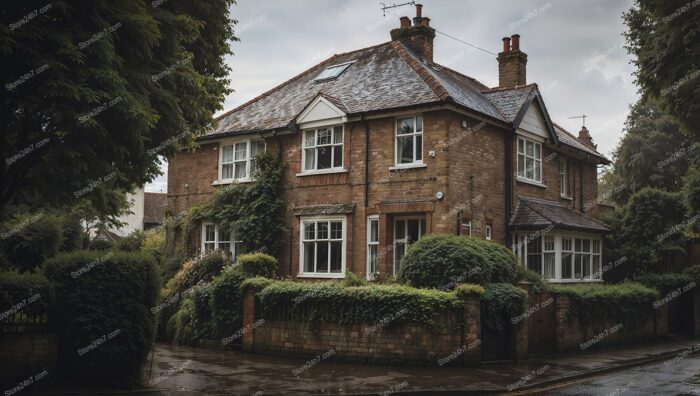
[634,272,694,292]
[256,280,463,330]
[481,283,527,334]
[43,251,159,383]
[237,252,277,278]
[162,252,225,298]
[397,234,519,289]
[0,270,54,319]
[683,265,700,283]
[208,268,248,339]
[550,282,658,328]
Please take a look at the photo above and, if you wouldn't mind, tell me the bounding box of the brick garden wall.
[0,333,57,387]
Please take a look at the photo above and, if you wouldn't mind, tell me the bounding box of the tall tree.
[0,0,236,215]
[624,0,700,138]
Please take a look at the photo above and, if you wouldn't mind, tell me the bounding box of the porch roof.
[510,197,610,233]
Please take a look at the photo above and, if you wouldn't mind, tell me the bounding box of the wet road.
[538,354,700,395]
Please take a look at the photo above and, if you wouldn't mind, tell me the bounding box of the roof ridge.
[481,83,537,94]
[390,41,450,101]
[213,42,392,124]
[552,121,607,159]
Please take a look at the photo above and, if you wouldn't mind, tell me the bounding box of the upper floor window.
[559,158,567,197]
[303,126,343,172]
[396,116,423,166]
[517,137,542,183]
[220,139,265,182]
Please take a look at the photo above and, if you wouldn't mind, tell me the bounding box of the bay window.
[517,137,542,183]
[219,139,265,182]
[300,217,345,277]
[303,126,344,172]
[514,232,602,282]
[395,116,423,166]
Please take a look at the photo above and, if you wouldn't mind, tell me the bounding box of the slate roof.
[510,197,610,233]
[143,192,167,225]
[209,39,608,162]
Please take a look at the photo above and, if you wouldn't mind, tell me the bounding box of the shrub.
[162,253,225,298]
[0,271,54,319]
[342,271,366,287]
[397,234,491,289]
[472,239,520,283]
[516,266,549,292]
[190,286,214,340]
[549,282,657,328]
[1,213,63,272]
[89,239,114,251]
[208,268,248,339]
[161,254,185,283]
[115,230,145,252]
[256,280,463,329]
[683,265,700,283]
[141,228,165,263]
[236,252,277,278]
[60,213,85,252]
[169,298,196,345]
[43,251,159,383]
[481,283,527,334]
[240,276,275,291]
[454,283,485,299]
[634,272,694,292]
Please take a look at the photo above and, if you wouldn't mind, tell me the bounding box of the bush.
[236,252,277,278]
[481,283,527,334]
[1,213,63,272]
[634,272,694,292]
[0,271,54,319]
[208,268,248,339]
[472,239,520,283]
[240,276,275,291]
[115,230,145,252]
[141,228,165,263]
[89,239,114,251]
[162,253,225,298]
[342,271,366,287]
[683,265,700,283]
[256,280,463,329]
[549,282,657,328]
[397,234,491,289]
[43,251,159,383]
[454,283,485,299]
[516,266,549,292]
[160,254,185,283]
[168,298,196,345]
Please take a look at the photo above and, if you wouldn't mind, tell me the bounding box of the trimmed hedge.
[549,282,658,328]
[397,234,519,289]
[237,252,277,278]
[454,283,485,299]
[0,270,54,319]
[634,272,694,292]
[256,280,463,330]
[481,283,527,334]
[208,267,248,339]
[43,251,159,383]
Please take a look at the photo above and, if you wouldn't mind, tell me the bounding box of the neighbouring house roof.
[553,123,609,163]
[510,197,610,233]
[208,40,607,162]
[293,203,357,216]
[143,192,167,225]
[95,229,122,242]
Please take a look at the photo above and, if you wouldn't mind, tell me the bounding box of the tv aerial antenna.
[568,114,588,127]
[380,1,416,17]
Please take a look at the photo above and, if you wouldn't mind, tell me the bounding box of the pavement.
[145,336,700,395]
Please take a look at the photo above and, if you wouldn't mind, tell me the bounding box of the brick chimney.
[497,34,528,88]
[390,4,436,61]
[577,126,597,149]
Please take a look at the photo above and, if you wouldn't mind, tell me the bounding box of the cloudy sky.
[146,0,639,192]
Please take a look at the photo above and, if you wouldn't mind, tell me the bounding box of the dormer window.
[314,61,354,81]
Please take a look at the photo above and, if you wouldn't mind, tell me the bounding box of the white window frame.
[366,215,379,281]
[485,224,492,240]
[298,216,346,278]
[513,231,602,282]
[394,116,424,167]
[393,216,426,275]
[201,223,243,260]
[301,125,344,173]
[559,157,568,197]
[517,137,542,183]
[217,138,266,184]
[462,221,472,237]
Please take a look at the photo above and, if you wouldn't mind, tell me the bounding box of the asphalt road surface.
[537,354,700,395]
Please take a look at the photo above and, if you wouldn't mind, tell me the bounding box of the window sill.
[212,178,252,186]
[516,176,546,188]
[296,169,348,177]
[560,195,573,201]
[389,163,427,171]
[297,273,345,279]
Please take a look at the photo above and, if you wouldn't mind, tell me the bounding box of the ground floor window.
[201,223,243,260]
[513,232,602,282]
[367,216,379,280]
[394,216,426,275]
[300,217,345,277]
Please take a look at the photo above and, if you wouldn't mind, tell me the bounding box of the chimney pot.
[400,16,410,28]
[511,34,520,51]
[390,5,435,61]
[502,37,511,52]
[420,17,430,27]
[416,4,423,18]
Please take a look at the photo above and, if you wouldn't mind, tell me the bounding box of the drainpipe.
[363,116,370,208]
[579,161,584,212]
[504,131,513,244]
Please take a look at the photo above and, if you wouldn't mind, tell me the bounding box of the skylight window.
[314,61,354,81]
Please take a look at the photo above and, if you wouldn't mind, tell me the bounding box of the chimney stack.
[577,126,597,149]
[390,4,436,61]
[497,34,528,88]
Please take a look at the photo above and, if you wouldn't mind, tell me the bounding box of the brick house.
[168,5,611,283]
